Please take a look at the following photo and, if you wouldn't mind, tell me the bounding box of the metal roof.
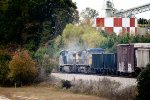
[134,43,150,48]
[117,43,150,48]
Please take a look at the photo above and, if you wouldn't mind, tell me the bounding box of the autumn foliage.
[9,50,37,84]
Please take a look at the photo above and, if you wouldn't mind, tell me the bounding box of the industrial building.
[95,0,150,35]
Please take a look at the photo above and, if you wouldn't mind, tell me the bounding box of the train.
[59,43,150,76]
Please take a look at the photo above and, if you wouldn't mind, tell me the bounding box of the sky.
[72,0,150,19]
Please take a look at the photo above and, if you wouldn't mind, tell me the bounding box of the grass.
[0,76,136,100]
[62,78,137,100]
[0,86,105,100]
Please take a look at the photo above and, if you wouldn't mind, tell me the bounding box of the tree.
[61,24,106,49]
[37,0,79,41]
[80,7,99,19]
[80,7,99,25]
[0,0,8,13]
[136,63,150,100]
[0,0,79,49]
[0,50,11,86]
[9,50,37,85]
[138,18,148,25]
[82,29,106,48]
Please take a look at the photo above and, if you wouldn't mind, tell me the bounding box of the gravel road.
[51,73,137,88]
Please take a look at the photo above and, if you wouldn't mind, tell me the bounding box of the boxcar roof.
[117,43,134,46]
[117,43,150,48]
[134,43,150,48]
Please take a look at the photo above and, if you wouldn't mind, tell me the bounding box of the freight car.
[91,53,117,74]
[59,43,150,76]
[117,43,150,76]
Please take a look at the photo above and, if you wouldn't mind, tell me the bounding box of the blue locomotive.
[59,48,117,74]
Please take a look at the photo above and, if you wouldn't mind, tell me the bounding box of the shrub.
[61,80,72,89]
[136,63,150,100]
[69,78,136,100]
[9,50,37,85]
[34,47,59,81]
[39,54,58,79]
[0,50,11,86]
[70,78,120,97]
[42,54,58,73]
[115,86,136,100]
[34,47,48,62]
[52,77,136,100]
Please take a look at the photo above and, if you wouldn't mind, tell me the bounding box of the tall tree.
[80,7,99,26]
[39,0,79,43]
[0,0,79,49]
[138,18,148,25]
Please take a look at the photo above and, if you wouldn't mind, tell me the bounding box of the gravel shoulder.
[51,73,137,88]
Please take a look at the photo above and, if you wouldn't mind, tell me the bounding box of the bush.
[136,63,150,100]
[70,78,120,97]
[34,47,48,62]
[115,86,136,100]
[9,50,37,85]
[34,46,59,81]
[52,77,136,100]
[43,55,58,73]
[0,50,11,86]
[61,80,72,89]
[39,54,58,77]
[62,24,107,49]
[69,78,136,100]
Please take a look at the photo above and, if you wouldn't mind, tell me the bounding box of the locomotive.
[59,48,105,73]
[59,43,150,76]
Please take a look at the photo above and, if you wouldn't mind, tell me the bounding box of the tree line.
[0,0,79,47]
[0,0,79,86]
[138,18,150,25]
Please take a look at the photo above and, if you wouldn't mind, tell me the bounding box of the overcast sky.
[72,0,150,19]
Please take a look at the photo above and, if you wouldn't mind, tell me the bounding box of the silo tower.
[104,0,115,17]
